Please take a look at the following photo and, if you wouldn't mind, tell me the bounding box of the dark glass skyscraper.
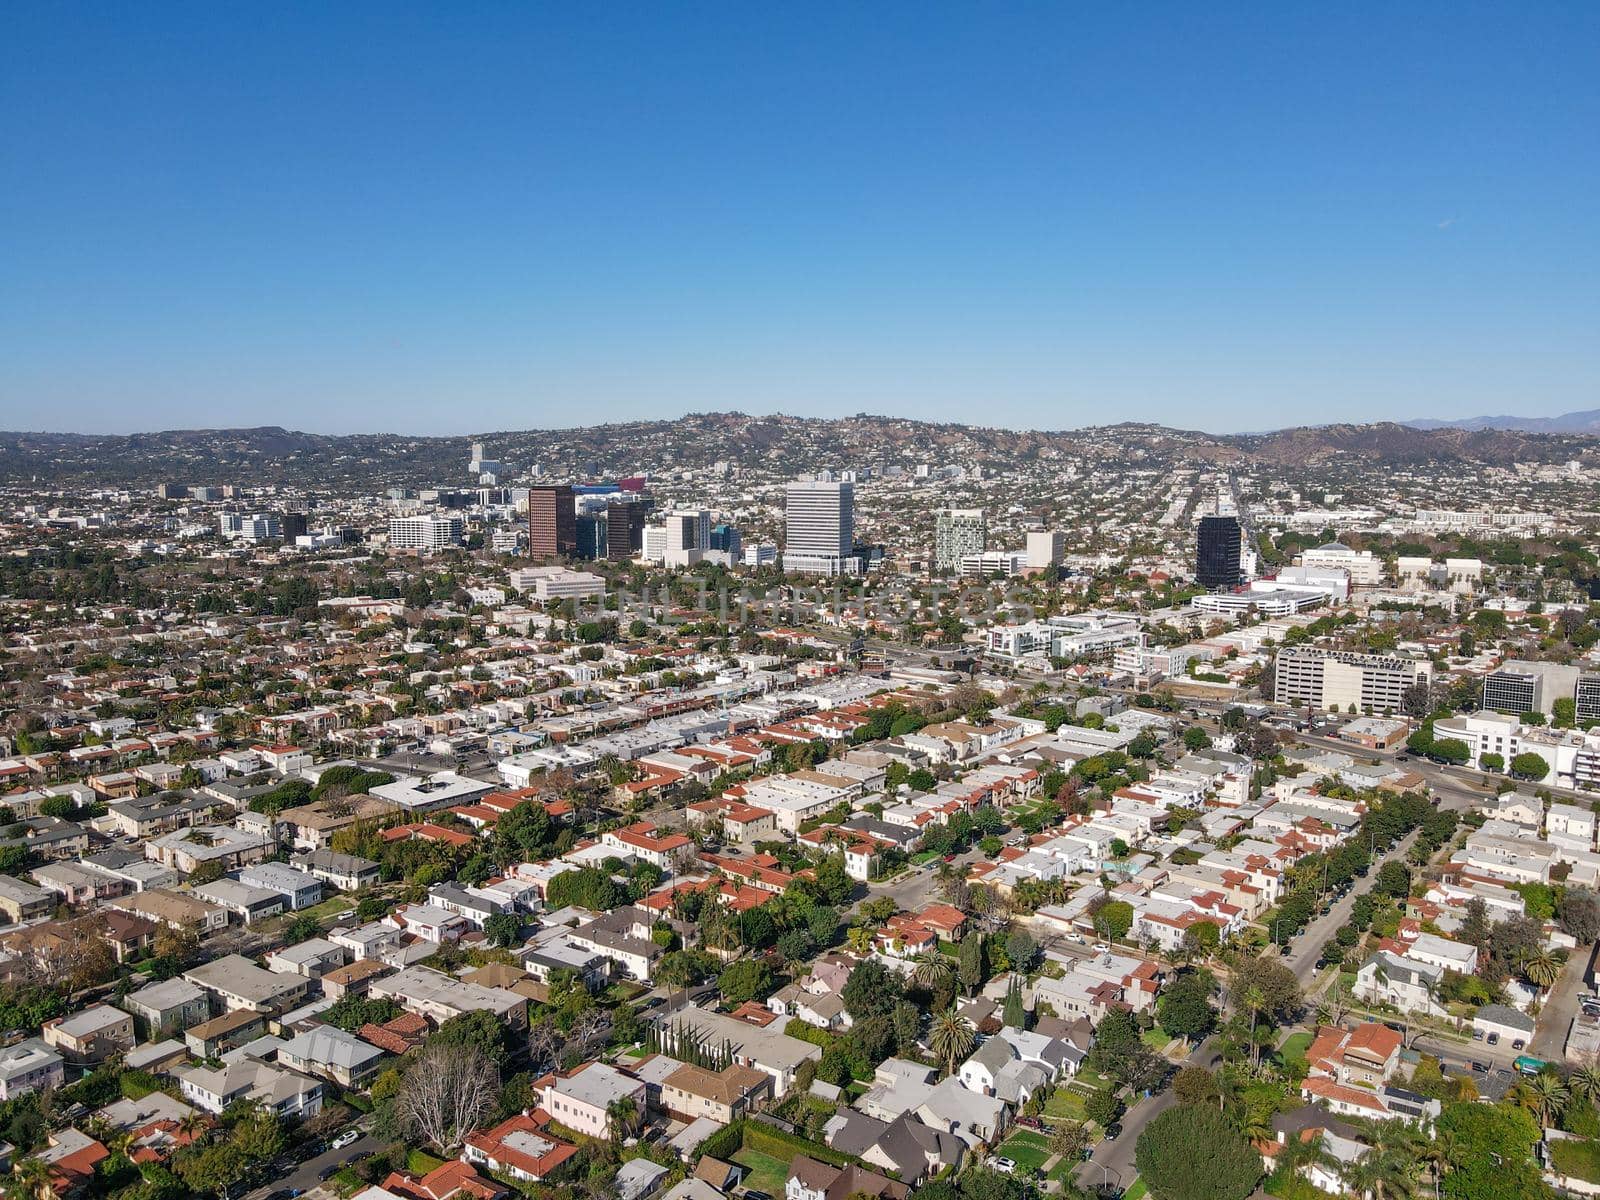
[1196,515,1243,589]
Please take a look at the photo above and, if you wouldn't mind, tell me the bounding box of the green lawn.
[294,895,359,925]
[1124,1180,1148,1200]
[407,1150,446,1175]
[1044,1089,1087,1121]
[996,1131,1051,1172]
[1279,1030,1313,1069]
[1047,1159,1080,1185]
[733,1147,790,1197]
[1141,1028,1172,1051]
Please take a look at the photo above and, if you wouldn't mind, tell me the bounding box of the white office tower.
[642,525,669,564]
[389,515,464,551]
[934,509,986,571]
[1025,530,1065,570]
[652,509,710,567]
[784,481,859,575]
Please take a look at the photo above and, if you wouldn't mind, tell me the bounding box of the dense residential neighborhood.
[2,420,1600,1200]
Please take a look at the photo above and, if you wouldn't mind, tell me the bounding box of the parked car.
[318,1165,342,1181]
[1016,1116,1042,1130]
[331,1130,361,1151]
[990,1158,1016,1175]
[1487,1032,1500,1046]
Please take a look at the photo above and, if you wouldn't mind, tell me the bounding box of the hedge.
[696,1118,862,1172]
[1551,1138,1600,1184]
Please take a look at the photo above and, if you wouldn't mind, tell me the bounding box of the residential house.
[120,978,210,1038]
[42,1004,135,1064]
[460,1113,580,1183]
[659,1062,772,1124]
[278,1026,385,1089]
[536,1061,647,1139]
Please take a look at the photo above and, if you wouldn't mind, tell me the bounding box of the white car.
[330,1130,360,1150]
[1092,943,1110,954]
[990,1158,1016,1175]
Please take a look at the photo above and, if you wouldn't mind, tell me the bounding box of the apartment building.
[388,515,464,551]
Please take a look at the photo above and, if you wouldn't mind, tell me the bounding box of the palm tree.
[1523,948,1560,994]
[11,1158,59,1200]
[1340,1148,1415,1200]
[912,954,955,992]
[1238,984,1266,1068]
[1569,1062,1600,1107]
[176,1111,211,1146]
[1518,1073,1569,1127]
[929,1006,976,1076]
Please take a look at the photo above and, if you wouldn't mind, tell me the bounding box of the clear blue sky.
[2,3,1597,435]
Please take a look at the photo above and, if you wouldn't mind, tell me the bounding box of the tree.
[396,1042,498,1152]
[1516,1071,1568,1125]
[1182,726,1212,752]
[717,959,774,1004]
[1480,752,1505,772]
[1509,752,1549,781]
[432,1009,513,1069]
[912,954,955,993]
[1002,976,1025,1028]
[1432,737,1471,765]
[1172,1065,1217,1106]
[842,958,904,1020]
[1436,1100,1544,1200]
[1094,900,1134,942]
[1134,1102,1261,1200]
[1005,931,1037,974]
[812,855,854,906]
[1375,860,1411,899]
[1561,887,1600,944]
[483,913,522,948]
[1157,971,1216,1041]
[1084,1085,1122,1129]
[1229,954,1302,1023]
[892,1000,921,1055]
[929,1007,975,1075]
[1522,947,1560,994]
[957,933,985,996]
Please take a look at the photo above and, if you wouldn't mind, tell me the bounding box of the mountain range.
[0,413,1595,489]
[1404,408,1600,433]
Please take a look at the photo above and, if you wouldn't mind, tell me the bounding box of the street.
[241,1133,381,1200]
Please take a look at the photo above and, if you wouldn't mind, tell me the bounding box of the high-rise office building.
[1196,516,1243,589]
[605,501,647,560]
[280,512,309,542]
[528,486,577,560]
[784,481,858,575]
[934,509,986,571]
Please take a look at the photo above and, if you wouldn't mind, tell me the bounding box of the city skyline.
[4,4,1598,435]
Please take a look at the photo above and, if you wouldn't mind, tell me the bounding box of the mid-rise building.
[528,486,577,560]
[934,509,986,571]
[388,515,464,551]
[1196,515,1243,589]
[784,481,858,575]
[1025,530,1065,570]
[1273,646,1430,714]
[1482,659,1592,718]
[1298,541,1382,586]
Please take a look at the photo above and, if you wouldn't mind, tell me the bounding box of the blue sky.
[2,3,1597,435]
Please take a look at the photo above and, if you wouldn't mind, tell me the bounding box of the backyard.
[732,1147,791,1198]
